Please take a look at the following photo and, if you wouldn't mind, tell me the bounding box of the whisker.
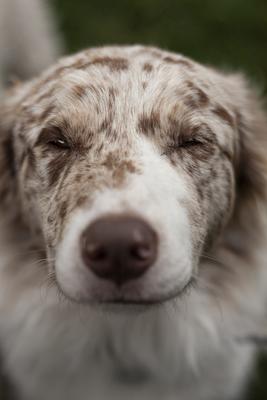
[201,253,227,268]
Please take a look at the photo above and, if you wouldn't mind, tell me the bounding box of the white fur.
[56,139,193,303]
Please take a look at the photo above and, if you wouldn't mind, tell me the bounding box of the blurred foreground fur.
[0,5,267,400]
[0,0,62,93]
[0,0,61,398]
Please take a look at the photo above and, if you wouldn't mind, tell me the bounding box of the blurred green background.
[53,0,267,398]
[54,0,267,92]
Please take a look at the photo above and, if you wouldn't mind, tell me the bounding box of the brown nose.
[80,215,158,286]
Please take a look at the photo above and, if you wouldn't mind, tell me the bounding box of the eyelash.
[167,137,204,152]
[179,138,203,148]
[47,137,71,150]
[45,134,203,152]
[161,137,205,157]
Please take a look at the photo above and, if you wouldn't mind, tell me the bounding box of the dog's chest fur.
[0,245,257,400]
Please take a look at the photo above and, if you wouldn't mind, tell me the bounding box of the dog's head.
[1,46,266,304]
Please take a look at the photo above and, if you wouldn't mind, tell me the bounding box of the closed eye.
[168,137,204,152]
[36,126,71,150]
[47,137,71,150]
[162,137,205,157]
[179,138,203,148]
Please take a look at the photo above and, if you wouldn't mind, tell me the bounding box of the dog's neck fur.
[0,202,266,400]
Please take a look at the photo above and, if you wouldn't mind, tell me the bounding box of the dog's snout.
[81,215,158,285]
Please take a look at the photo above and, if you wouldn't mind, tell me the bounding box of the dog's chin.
[55,277,195,313]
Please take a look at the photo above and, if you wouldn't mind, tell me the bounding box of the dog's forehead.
[53,49,208,107]
[17,46,236,149]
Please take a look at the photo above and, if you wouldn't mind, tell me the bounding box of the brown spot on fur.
[106,87,117,116]
[122,160,137,174]
[46,153,71,188]
[100,118,112,132]
[48,57,129,75]
[185,81,209,108]
[102,154,139,187]
[74,174,83,183]
[90,57,129,71]
[108,87,117,102]
[164,57,193,69]
[212,106,234,128]
[163,56,177,63]
[112,168,126,187]
[142,82,148,90]
[112,160,139,188]
[95,104,101,115]
[71,85,88,100]
[196,88,209,105]
[59,200,68,220]
[75,195,88,208]
[177,59,194,68]
[138,111,161,134]
[103,153,117,170]
[143,63,153,72]
[23,58,98,102]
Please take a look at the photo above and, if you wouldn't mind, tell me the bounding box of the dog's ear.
[226,74,267,254]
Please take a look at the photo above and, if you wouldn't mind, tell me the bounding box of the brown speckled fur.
[0,45,267,400]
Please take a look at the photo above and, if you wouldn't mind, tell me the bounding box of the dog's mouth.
[55,276,195,308]
[102,278,195,306]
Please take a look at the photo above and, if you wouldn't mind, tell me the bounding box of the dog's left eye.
[163,137,204,156]
[170,138,204,151]
[179,138,203,148]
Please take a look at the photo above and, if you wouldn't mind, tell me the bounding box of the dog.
[0,45,267,400]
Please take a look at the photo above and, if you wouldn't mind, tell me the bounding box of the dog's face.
[1,46,262,304]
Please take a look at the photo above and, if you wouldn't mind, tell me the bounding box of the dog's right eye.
[47,137,71,150]
[37,127,71,150]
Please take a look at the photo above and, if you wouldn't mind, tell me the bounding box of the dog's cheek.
[180,152,235,252]
[198,159,235,250]
[13,147,60,245]
[37,172,90,251]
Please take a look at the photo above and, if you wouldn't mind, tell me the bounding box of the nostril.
[80,215,158,285]
[130,243,154,262]
[84,242,107,262]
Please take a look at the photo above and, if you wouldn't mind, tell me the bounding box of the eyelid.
[48,137,71,149]
[36,126,71,149]
[181,138,203,146]
[172,136,204,149]
[162,135,206,156]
